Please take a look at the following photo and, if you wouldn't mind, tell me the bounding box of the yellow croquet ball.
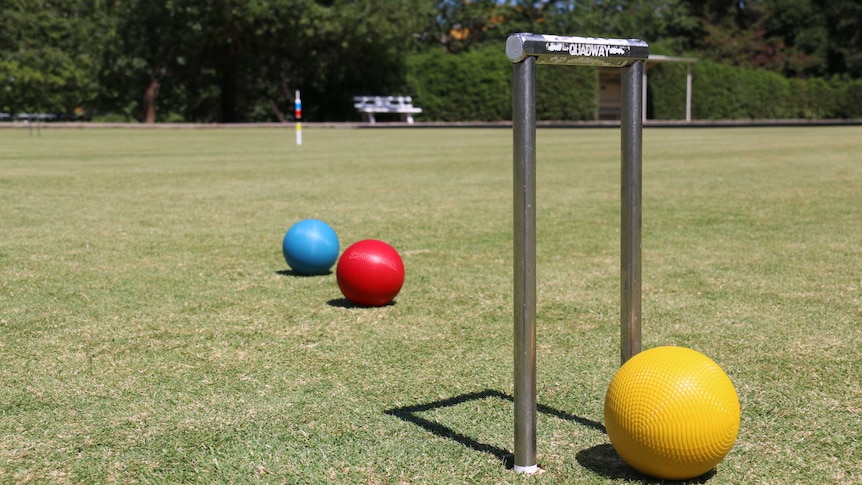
[604,346,740,480]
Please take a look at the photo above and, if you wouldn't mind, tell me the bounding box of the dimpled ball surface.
[336,239,404,307]
[282,219,339,275]
[604,346,740,480]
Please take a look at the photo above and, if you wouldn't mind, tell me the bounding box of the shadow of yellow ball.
[604,346,740,480]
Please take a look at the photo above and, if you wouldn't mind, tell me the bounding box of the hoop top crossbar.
[506,33,648,67]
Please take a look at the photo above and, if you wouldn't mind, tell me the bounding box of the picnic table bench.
[14,113,59,122]
[353,96,422,124]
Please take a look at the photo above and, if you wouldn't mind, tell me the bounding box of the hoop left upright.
[507,32,648,474]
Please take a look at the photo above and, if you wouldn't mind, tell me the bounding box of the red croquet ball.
[336,239,405,307]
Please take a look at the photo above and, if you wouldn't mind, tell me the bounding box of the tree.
[820,0,862,77]
[5,0,859,122]
[242,0,436,121]
[99,0,244,123]
[425,0,568,53]
[688,0,825,76]
[675,0,858,78]
[424,1,701,55]
[96,0,435,122]
[0,0,107,116]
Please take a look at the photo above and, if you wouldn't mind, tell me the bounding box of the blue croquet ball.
[282,219,339,275]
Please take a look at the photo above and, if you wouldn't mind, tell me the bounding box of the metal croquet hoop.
[507,33,649,474]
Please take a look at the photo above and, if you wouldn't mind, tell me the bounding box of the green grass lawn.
[1,126,860,484]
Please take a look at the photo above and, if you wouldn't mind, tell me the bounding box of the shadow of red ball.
[336,239,404,307]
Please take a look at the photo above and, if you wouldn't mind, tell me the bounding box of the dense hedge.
[406,46,862,122]
[650,60,862,120]
[406,45,596,122]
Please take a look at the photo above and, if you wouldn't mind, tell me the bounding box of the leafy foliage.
[0,0,107,115]
[406,43,596,122]
[1,0,861,121]
[407,46,511,121]
[650,59,862,120]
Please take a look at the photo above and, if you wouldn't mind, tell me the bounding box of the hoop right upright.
[620,60,644,366]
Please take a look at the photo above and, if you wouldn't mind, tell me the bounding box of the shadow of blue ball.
[282,219,339,275]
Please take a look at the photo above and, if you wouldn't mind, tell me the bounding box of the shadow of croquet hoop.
[384,389,605,470]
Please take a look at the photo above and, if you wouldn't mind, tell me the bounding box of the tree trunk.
[221,65,237,123]
[143,78,159,123]
[269,99,286,123]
